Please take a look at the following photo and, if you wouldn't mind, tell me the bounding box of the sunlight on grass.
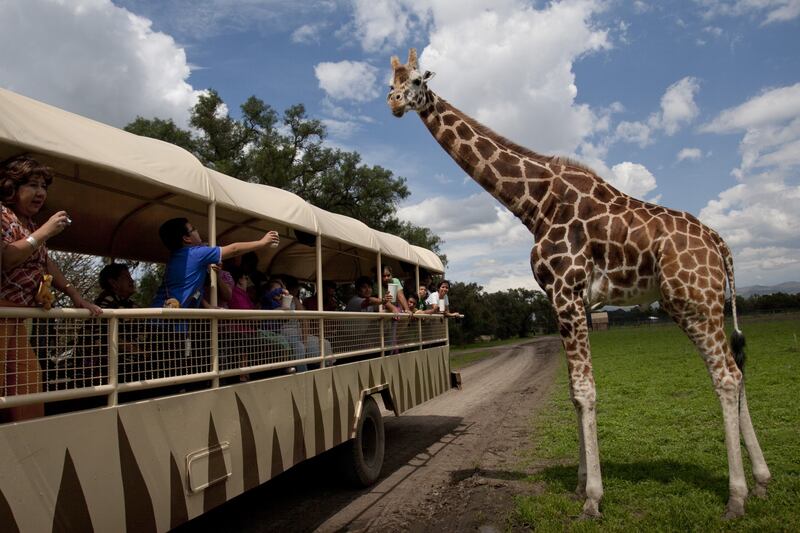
[450,350,493,370]
[513,318,800,532]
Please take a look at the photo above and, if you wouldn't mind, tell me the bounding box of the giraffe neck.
[417,91,558,234]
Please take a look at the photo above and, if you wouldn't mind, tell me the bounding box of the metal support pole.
[107,317,119,407]
[207,202,218,308]
[377,253,384,356]
[211,317,219,388]
[316,235,325,367]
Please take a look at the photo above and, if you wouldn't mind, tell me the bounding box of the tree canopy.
[124,90,444,259]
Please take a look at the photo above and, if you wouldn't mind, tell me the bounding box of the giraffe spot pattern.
[406,88,743,399]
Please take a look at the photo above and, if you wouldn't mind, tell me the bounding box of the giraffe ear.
[423,70,436,82]
[390,56,401,69]
[407,48,418,69]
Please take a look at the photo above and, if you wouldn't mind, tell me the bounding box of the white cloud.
[608,162,658,198]
[612,77,700,147]
[677,147,703,162]
[700,177,800,248]
[115,0,338,40]
[351,0,611,155]
[615,120,653,147]
[0,0,203,128]
[657,77,701,135]
[348,0,420,53]
[698,81,800,285]
[701,83,800,133]
[697,0,800,25]
[292,23,324,44]
[321,119,361,138]
[399,193,503,235]
[314,60,380,102]
[399,193,536,290]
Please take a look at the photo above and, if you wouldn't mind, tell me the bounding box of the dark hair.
[382,265,393,275]
[228,265,245,284]
[241,251,259,269]
[283,274,300,291]
[98,263,130,292]
[0,155,54,203]
[355,276,372,289]
[159,217,190,251]
[438,279,451,290]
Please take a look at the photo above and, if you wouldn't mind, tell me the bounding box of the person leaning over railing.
[416,279,457,317]
[150,217,280,377]
[219,265,258,381]
[345,276,390,352]
[0,155,102,421]
[84,263,145,385]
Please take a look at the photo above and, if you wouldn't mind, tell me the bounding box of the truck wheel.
[342,395,385,486]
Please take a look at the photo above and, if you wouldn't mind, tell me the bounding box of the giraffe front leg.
[556,296,603,517]
[569,379,587,499]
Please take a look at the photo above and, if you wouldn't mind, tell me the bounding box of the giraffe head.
[388,48,435,117]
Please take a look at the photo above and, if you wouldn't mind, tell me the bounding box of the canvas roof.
[0,88,443,275]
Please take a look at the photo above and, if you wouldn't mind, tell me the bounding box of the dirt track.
[178,336,562,532]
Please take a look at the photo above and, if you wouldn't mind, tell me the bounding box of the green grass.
[450,349,493,370]
[513,318,800,532]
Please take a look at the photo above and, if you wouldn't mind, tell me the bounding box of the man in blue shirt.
[152,217,279,308]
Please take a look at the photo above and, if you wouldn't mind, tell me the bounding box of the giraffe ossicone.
[388,47,770,518]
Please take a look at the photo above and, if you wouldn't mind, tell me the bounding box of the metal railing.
[0,307,450,409]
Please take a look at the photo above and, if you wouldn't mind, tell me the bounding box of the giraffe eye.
[412,78,421,86]
[389,85,394,90]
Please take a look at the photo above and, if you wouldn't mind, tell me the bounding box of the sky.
[1,0,799,292]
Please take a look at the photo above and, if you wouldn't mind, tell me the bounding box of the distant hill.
[738,281,800,297]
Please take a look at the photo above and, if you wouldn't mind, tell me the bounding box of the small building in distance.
[590,311,609,331]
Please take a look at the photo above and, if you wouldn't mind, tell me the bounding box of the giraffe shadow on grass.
[536,460,730,502]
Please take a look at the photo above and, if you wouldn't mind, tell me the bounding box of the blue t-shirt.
[151,245,221,308]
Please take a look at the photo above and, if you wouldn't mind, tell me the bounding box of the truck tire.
[342,395,385,487]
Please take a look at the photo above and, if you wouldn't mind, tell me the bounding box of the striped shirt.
[0,206,47,306]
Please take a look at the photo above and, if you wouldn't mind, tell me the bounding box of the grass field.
[513,318,800,532]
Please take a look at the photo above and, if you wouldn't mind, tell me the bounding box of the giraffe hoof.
[723,499,745,520]
[580,499,602,519]
[749,483,768,499]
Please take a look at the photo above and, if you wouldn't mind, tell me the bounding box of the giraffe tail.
[716,234,746,373]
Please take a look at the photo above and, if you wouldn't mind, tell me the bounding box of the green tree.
[124,117,197,154]
[447,282,495,345]
[125,90,444,258]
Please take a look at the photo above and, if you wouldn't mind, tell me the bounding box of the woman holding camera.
[0,155,100,420]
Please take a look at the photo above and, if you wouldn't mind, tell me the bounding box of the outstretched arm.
[46,257,102,315]
[220,231,279,260]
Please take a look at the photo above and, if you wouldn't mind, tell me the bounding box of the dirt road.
[178,336,562,532]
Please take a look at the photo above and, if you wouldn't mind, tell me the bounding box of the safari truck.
[0,88,457,532]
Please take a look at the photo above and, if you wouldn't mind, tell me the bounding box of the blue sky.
[2,0,799,292]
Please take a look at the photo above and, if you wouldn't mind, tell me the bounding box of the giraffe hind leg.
[739,383,771,498]
[671,310,749,518]
[726,329,771,497]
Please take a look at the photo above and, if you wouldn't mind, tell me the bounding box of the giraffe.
[387,49,770,518]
